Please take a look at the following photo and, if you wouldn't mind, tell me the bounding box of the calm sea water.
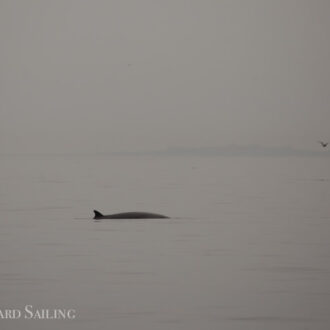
[0,154,330,330]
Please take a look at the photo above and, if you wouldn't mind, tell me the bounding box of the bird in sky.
[318,141,329,148]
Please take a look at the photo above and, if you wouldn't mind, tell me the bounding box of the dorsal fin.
[93,210,103,219]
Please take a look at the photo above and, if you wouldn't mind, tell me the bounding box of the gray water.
[1,154,330,330]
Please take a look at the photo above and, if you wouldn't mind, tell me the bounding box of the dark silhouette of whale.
[93,210,169,219]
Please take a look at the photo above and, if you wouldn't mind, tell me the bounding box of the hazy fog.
[1,0,330,154]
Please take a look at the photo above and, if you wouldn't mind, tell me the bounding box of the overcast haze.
[1,0,330,154]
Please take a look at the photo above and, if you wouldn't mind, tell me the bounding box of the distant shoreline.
[0,145,329,158]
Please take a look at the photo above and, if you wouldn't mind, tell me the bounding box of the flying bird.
[318,141,329,148]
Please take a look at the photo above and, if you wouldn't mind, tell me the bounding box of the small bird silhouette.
[318,141,328,148]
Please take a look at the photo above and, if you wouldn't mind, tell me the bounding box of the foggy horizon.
[1,143,330,158]
[1,1,330,154]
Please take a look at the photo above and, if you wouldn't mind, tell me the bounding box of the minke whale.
[93,210,169,219]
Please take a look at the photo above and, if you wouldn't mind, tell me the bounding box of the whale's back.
[93,210,169,219]
[106,212,168,219]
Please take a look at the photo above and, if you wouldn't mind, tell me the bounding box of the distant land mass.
[1,145,329,158]
[110,145,330,158]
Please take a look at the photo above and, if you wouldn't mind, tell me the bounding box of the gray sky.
[1,0,329,154]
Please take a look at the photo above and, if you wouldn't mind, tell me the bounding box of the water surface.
[1,154,330,329]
